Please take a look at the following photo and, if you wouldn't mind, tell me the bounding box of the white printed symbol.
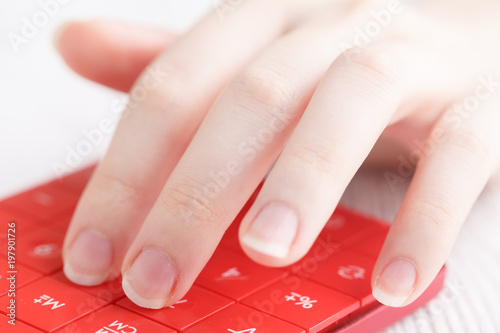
[326,215,345,230]
[31,243,59,257]
[33,192,55,207]
[96,320,137,333]
[337,265,365,280]
[228,329,256,333]
[217,267,247,281]
[168,299,187,308]
[285,292,317,309]
[33,295,65,310]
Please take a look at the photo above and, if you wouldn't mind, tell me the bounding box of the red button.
[53,304,175,333]
[51,271,125,303]
[319,207,387,247]
[308,250,376,306]
[2,184,79,221]
[242,277,359,332]
[0,210,40,247]
[219,216,242,251]
[219,184,262,252]
[195,249,284,300]
[284,235,344,281]
[184,303,305,333]
[0,314,42,332]
[117,285,233,331]
[16,229,65,274]
[55,165,95,195]
[0,209,39,232]
[0,277,107,332]
[354,229,389,258]
[0,257,42,297]
[50,216,72,234]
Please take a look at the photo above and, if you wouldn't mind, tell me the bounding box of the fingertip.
[240,202,298,259]
[121,277,167,309]
[372,257,417,307]
[63,229,114,286]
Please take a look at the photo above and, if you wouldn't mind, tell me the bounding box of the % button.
[285,292,317,309]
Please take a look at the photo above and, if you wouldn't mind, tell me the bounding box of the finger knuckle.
[161,178,225,231]
[288,136,338,179]
[94,171,148,208]
[230,64,300,123]
[444,127,491,162]
[339,48,400,95]
[128,65,195,120]
[413,197,455,229]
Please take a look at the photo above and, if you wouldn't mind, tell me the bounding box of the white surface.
[0,0,211,199]
[1,1,499,332]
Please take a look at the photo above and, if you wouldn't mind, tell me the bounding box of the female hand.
[57,0,500,309]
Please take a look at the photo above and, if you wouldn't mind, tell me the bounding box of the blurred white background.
[0,0,211,199]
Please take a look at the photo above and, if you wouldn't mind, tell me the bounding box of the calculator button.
[51,271,125,303]
[117,285,233,331]
[16,229,65,274]
[219,184,262,252]
[309,250,376,306]
[0,314,42,332]
[242,277,358,333]
[184,303,305,333]
[195,249,284,300]
[219,217,242,251]
[50,216,72,234]
[2,184,79,220]
[286,234,344,280]
[0,209,39,232]
[0,210,39,247]
[354,229,389,258]
[0,277,107,332]
[53,304,175,333]
[319,208,386,247]
[56,165,95,194]
[0,258,42,297]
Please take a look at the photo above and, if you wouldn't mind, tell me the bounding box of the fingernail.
[241,202,299,259]
[372,257,417,307]
[122,249,177,309]
[64,230,113,286]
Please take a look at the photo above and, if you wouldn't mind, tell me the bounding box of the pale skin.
[57,0,500,309]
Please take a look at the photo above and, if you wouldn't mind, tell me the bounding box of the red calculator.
[0,166,445,332]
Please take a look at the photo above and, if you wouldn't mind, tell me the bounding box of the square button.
[117,285,233,331]
[2,184,79,221]
[49,216,72,234]
[0,210,40,247]
[184,303,305,333]
[0,257,42,297]
[219,216,242,252]
[242,277,359,333]
[308,250,376,306]
[53,304,175,333]
[55,165,95,195]
[51,271,125,303]
[16,229,65,274]
[319,207,387,247]
[0,314,42,332]
[219,184,262,252]
[0,277,107,332]
[354,229,389,258]
[284,235,344,281]
[0,209,39,232]
[195,249,284,300]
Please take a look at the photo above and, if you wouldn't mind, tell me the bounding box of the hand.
[57,0,500,309]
